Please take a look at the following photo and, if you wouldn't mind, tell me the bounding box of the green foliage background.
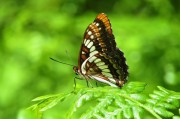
[0,0,180,119]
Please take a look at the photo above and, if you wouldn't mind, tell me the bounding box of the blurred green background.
[0,0,180,118]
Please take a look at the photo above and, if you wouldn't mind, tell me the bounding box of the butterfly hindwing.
[81,52,127,87]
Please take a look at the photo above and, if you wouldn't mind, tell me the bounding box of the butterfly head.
[73,66,79,75]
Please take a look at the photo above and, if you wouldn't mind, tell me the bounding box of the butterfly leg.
[86,79,90,87]
[73,77,80,91]
[85,78,95,88]
[96,81,98,87]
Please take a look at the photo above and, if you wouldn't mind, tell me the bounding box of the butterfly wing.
[81,51,128,87]
[77,13,128,87]
[78,14,114,64]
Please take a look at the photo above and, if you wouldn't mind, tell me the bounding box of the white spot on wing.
[102,68,110,72]
[90,51,98,57]
[99,65,108,69]
[96,23,99,26]
[87,41,93,48]
[85,39,90,46]
[82,51,85,54]
[102,72,113,78]
[96,62,105,66]
[90,35,94,39]
[88,31,92,35]
[88,56,96,63]
[90,46,95,52]
[84,39,87,44]
[94,59,101,63]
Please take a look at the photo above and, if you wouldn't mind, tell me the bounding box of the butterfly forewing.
[94,14,116,52]
[75,13,128,87]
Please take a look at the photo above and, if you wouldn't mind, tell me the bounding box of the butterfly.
[73,13,128,87]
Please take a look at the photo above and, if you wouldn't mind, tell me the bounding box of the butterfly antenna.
[49,57,74,67]
[65,50,74,66]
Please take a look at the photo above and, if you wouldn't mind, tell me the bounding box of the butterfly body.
[73,13,128,87]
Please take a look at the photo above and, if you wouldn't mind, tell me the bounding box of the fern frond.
[28,93,71,112]
[145,86,180,118]
[29,82,180,119]
[69,82,148,119]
